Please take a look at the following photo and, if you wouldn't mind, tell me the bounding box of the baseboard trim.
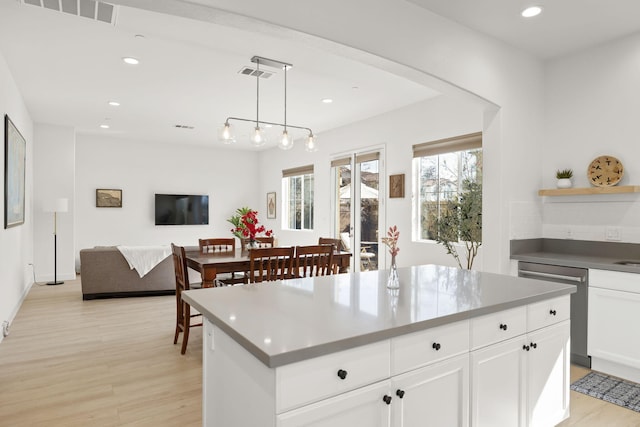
[0,280,34,344]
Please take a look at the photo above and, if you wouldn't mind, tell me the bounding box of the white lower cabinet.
[391,353,469,427]
[277,381,390,427]
[588,269,640,383]
[470,320,570,427]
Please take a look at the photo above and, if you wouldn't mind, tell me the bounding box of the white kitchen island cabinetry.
[589,269,640,383]
[184,265,575,427]
[471,297,570,427]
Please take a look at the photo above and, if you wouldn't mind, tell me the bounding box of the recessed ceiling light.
[264,124,273,128]
[108,101,120,107]
[521,6,542,18]
[122,57,139,65]
[321,98,333,104]
[100,124,110,129]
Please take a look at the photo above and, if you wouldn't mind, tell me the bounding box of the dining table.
[185,248,352,287]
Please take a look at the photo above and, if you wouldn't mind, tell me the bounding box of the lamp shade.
[45,198,69,213]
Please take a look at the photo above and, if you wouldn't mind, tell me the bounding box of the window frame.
[282,165,315,231]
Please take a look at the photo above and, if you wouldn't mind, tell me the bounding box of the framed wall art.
[389,174,405,198]
[96,189,122,208]
[266,192,276,219]
[4,114,26,229]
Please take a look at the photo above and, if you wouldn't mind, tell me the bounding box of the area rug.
[570,371,640,413]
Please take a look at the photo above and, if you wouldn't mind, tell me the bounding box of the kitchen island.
[183,264,576,427]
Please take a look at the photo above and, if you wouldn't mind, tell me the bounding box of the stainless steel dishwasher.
[518,261,590,368]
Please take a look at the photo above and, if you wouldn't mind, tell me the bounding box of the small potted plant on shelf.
[556,169,573,189]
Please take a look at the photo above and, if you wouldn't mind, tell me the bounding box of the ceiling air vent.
[238,67,275,79]
[174,124,194,130]
[22,0,118,25]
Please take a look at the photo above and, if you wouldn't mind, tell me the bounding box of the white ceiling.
[408,0,640,60]
[0,1,439,149]
[2,0,640,150]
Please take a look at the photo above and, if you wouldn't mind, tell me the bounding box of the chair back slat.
[199,238,235,254]
[248,246,294,283]
[295,244,334,277]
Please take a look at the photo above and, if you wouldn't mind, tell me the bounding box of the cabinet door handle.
[549,309,557,316]
[396,389,405,399]
[432,342,441,351]
[523,344,530,351]
[383,395,392,405]
[337,369,348,380]
[499,323,508,331]
[530,342,537,349]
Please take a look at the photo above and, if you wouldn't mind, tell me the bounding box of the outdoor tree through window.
[413,132,482,241]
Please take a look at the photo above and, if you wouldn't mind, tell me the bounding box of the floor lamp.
[46,198,68,286]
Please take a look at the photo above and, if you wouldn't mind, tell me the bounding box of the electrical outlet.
[605,226,622,241]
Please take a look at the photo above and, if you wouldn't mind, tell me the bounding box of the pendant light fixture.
[219,56,317,151]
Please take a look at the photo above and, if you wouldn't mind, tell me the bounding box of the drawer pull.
[396,389,405,399]
[549,309,557,316]
[432,342,441,351]
[530,342,537,349]
[383,395,392,405]
[336,369,348,380]
[499,323,508,331]
[523,345,530,351]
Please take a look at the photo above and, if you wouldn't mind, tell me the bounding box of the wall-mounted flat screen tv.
[155,194,209,225]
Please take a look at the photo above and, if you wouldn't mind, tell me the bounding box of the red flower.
[232,209,272,240]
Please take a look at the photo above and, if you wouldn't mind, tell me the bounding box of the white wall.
[259,96,483,269]
[0,52,34,339]
[543,32,640,243]
[74,135,261,267]
[33,124,76,282]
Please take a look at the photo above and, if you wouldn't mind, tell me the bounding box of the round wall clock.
[587,155,624,187]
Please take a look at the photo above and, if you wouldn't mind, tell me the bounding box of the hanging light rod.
[219,55,318,152]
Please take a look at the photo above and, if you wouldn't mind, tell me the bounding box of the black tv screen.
[155,194,209,225]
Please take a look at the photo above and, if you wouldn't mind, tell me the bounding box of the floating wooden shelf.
[538,185,640,196]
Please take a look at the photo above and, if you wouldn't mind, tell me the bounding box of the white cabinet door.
[277,381,390,427]
[471,335,528,427]
[527,321,570,427]
[589,286,640,368]
[391,353,469,427]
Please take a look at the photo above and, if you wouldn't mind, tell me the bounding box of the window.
[413,132,482,241]
[282,165,314,230]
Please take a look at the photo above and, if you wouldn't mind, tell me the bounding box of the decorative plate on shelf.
[587,155,624,187]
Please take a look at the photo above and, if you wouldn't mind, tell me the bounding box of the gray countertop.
[510,239,640,273]
[182,264,575,368]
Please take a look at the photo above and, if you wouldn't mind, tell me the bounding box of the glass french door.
[331,149,384,272]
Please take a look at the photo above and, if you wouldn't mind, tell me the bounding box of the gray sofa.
[80,246,175,300]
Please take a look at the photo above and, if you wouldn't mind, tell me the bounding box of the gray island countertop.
[182,264,575,368]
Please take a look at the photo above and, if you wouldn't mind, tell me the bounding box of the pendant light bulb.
[305,132,318,152]
[278,129,294,150]
[219,121,235,144]
[252,126,266,146]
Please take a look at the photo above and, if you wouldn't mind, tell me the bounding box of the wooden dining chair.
[295,244,335,277]
[171,243,203,354]
[240,236,275,251]
[318,237,342,251]
[198,237,238,285]
[248,246,295,283]
[198,238,235,254]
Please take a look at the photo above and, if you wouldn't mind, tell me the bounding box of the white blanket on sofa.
[117,245,172,278]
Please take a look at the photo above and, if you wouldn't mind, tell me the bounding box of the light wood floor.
[0,277,202,426]
[1,277,639,426]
